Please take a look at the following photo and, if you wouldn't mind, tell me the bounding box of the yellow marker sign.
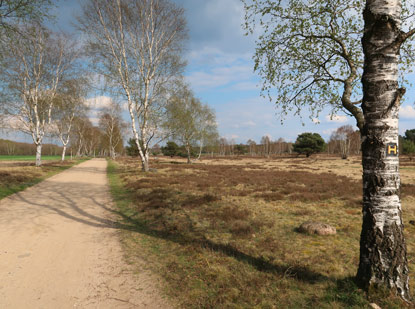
[386,143,398,156]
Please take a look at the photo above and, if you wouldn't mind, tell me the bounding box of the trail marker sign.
[386,143,398,157]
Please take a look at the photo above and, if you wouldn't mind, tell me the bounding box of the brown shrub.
[402,183,415,197]
[181,193,221,208]
[230,220,253,236]
[256,192,284,201]
[129,161,363,207]
[216,205,251,222]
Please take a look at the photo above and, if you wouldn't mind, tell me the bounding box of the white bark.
[61,145,66,161]
[357,0,412,300]
[35,144,42,167]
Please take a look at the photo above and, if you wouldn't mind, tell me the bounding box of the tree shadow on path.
[12,179,328,286]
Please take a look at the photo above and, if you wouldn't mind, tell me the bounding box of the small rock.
[369,303,381,309]
[148,168,158,172]
[298,221,336,236]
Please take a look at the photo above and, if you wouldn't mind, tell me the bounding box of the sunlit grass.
[0,155,62,161]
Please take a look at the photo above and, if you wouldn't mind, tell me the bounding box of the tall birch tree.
[164,84,218,163]
[78,0,187,171]
[53,79,88,161]
[98,100,126,159]
[0,24,78,166]
[244,0,415,300]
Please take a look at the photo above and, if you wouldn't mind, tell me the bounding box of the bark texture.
[61,146,67,161]
[36,144,42,167]
[357,0,410,300]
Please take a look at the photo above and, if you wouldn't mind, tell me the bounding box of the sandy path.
[0,158,170,308]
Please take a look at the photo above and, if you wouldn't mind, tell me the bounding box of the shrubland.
[108,156,415,308]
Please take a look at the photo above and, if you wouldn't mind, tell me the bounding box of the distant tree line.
[0,139,62,156]
[400,129,415,157]
[327,125,361,159]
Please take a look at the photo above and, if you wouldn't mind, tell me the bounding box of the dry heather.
[111,156,415,308]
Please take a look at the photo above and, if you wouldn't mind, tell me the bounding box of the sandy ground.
[0,158,171,309]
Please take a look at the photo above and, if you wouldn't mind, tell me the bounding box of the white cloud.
[400,105,415,119]
[89,117,99,126]
[86,96,113,109]
[231,82,260,91]
[186,63,253,91]
[325,115,348,123]
[322,128,337,135]
[223,134,239,141]
[1,115,21,130]
[243,120,256,127]
[312,118,320,124]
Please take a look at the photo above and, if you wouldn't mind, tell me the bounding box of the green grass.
[0,158,89,200]
[0,155,62,161]
[107,158,412,308]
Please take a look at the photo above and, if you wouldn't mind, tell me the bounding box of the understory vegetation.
[0,158,89,199]
[108,156,415,308]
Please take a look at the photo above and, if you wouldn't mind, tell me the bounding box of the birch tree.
[357,0,414,300]
[247,139,256,156]
[98,100,126,159]
[0,25,78,166]
[164,85,218,164]
[244,0,415,299]
[78,0,187,171]
[330,125,355,159]
[0,0,52,37]
[71,116,91,157]
[53,79,88,161]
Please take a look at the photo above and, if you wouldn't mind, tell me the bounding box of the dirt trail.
[0,158,170,308]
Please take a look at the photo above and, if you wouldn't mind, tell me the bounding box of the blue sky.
[6,0,415,144]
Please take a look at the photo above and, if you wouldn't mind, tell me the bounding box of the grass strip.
[0,155,62,161]
[0,158,90,200]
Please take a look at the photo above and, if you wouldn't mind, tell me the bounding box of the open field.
[0,158,89,199]
[0,155,62,161]
[108,155,415,308]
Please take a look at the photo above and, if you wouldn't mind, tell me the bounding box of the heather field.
[108,156,415,308]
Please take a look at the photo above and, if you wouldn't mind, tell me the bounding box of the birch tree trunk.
[196,140,203,160]
[36,144,42,167]
[357,0,410,300]
[186,143,191,164]
[61,145,66,161]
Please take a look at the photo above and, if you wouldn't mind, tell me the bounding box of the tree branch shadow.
[11,180,328,285]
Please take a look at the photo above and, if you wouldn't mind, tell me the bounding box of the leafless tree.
[260,135,271,157]
[329,125,355,159]
[53,79,89,161]
[0,24,78,166]
[98,99,127,159]
[71,116,91,157]
[78,0,187,171]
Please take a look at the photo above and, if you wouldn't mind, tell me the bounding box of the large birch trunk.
[35,144,42,167]
[61,145,66,161]
[357,0,410,300]
[141,151,149,172]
